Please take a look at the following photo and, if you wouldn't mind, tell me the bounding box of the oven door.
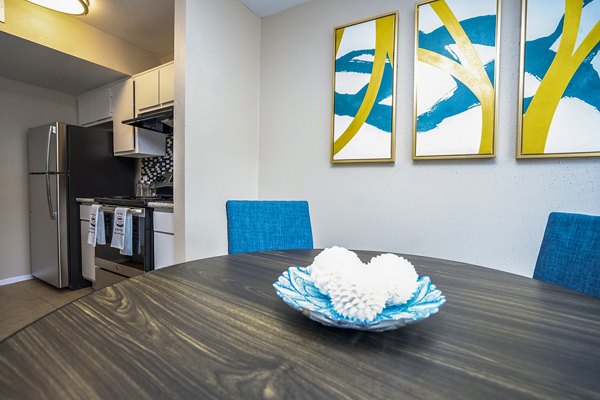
[94,206,149,274]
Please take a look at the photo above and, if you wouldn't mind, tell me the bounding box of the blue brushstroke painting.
[523,0,600,113]
[334,50,393,133]
[417,15,496,134]
[416,0,599,135]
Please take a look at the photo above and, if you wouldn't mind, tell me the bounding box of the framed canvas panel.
[414,0,500,159]
[331,12,398,163]
[517,0,600,158]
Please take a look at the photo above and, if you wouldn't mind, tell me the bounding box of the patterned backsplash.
[141,133,173,182]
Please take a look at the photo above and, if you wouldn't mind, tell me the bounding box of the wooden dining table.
[1,250,599,399]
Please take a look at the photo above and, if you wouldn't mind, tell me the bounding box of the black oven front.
[94,205,154,274]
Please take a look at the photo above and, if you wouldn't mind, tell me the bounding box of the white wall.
[174,0,261,261]
[0,77,78,281]
[258,0,600,276]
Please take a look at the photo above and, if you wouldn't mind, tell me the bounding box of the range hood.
[122,106,173,134]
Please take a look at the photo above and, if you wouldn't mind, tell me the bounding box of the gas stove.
[93,196,169,208]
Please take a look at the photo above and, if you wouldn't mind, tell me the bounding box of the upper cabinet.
[134,62,174,115]
[77,61,173,158]
[112,78,166,158]
[135,69,159,113]
[78,86,112,126]
[111,79,135,153]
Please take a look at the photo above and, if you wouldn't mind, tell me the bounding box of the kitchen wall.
[258,0,600,276]
[174,0,261,261]
[141,134,173,182]
[0,77,78,283]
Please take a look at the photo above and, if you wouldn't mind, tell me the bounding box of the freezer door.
[27,122,67,173]
[28,174,69,288]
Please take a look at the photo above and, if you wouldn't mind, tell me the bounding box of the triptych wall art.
[414,0,500,159]
[331,12,397,163]
[330,0,600,163]
[518,0,600,158]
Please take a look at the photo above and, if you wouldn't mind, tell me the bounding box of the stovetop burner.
[94,196,169,207]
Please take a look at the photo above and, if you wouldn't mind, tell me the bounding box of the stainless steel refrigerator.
[28,122,135,289]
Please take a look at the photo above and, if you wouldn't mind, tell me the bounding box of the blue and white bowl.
[273,266,446,332]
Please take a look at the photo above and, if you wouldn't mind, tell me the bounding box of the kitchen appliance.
[27,122,135,289]
[92,196,167,289]
[122,105,173,134]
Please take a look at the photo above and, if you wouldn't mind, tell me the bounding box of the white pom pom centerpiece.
[368,253,419,306]
[309,246,363,295]
[307,247,420,322]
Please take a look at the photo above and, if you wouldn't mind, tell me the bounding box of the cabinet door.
[154,211,174,233]
[159,63,174,105]
[154,232,174,269]
[80,220,95,281]
[92,86,112,121]
[135,69,160,114]
[78,92,94,125]
[112,79,135,153]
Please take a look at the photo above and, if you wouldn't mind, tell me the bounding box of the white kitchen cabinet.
[112,78,166,158]
[135,69,160,113]
[159,63,174,105]
[134,62,174,115]
[78,92,94,126]
[78,86,112,126]
[154,232,174,269]
[92,86,112,121]
[111,79,135,153]
[153,210,174,269]
[79,205,95,281]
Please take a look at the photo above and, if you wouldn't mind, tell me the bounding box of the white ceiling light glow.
[27,0,89,15]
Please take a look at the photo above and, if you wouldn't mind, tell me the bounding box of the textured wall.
[0,77,78,282]
[174,0,260,261]
[258,0,600,276]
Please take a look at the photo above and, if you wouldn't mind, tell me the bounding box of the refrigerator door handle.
[46,126,57,220]
[45,125,55,173]
[46,174,58,220]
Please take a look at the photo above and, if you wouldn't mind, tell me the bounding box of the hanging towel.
[87,205,105,246]
[111,207,133,256]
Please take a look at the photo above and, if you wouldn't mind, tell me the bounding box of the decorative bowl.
[273,266,446,332]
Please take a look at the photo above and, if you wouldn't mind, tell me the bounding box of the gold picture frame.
[413,0,501,160]
[331,12,398,164]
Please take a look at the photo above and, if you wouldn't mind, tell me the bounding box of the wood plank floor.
[0,279,92,341]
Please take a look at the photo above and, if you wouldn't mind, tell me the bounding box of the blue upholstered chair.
[226,200,313,255]
[533,212,600,297]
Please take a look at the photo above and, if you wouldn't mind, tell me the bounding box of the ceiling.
[69,0,310,58]
[71,0,311,54]
[0,0,310,96]
[0,31,127,95]
[239,0,311,17]
[71,0,174,60]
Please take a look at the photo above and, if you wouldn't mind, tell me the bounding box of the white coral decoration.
[327,270,388,322]
[308,247,420,322]
[309,246,363,295]
[368,253,419,306]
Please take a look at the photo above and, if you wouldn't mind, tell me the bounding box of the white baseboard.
[0,274,33,286]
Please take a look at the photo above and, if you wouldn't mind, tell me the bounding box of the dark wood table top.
[1,250,599,399]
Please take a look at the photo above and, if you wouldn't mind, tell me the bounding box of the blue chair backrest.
[226,200,313,255]
[534,212,600,297]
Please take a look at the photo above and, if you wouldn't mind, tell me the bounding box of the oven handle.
[97,205,145,216]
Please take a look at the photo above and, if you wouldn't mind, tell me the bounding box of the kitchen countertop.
[76,198,173,209]
[148,201,174,209]
[75,198,95,203]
